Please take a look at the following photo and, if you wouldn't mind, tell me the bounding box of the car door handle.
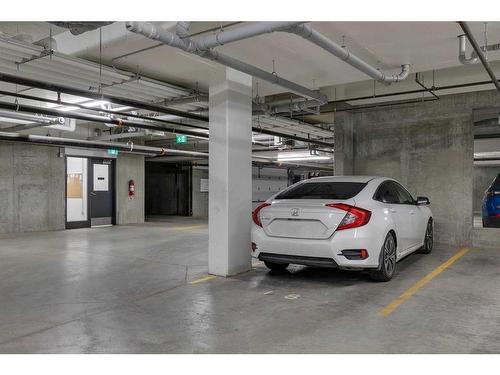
[409,210,415,215]
[90,192,97,196]
[390,208,397,213]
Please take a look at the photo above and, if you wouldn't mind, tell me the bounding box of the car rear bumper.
[483,215,500,228]
[258,252,339,268]
[252,225,384,269]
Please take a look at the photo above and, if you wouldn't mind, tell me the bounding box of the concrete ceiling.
[71,21,500,96]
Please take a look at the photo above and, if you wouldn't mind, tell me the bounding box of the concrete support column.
[208,68,253,276]
[334,112,354,175]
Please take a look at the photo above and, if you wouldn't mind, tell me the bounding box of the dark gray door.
[89,158,115,226]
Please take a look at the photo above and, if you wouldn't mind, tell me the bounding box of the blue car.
[482,173,500,228]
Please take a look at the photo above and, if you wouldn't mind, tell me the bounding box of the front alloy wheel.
[370,233,397,282]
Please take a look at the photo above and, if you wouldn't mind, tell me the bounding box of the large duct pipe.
[125,22,328,104]
[0,131,209,158]
[176,22,191,39]
[189,22,410,84]
[195,22,304,50]
[288,24,410,83]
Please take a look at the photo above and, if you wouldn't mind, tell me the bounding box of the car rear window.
[275,182,367,200]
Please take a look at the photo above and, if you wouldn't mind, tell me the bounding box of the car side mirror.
[416,196,430,206]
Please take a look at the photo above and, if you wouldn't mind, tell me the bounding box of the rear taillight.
[326,203,371,230]
[252,203,271,227]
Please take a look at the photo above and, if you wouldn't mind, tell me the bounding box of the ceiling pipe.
[0,131,209,158]
[288,24,410,83]
[125,22,328,104]
[458,34,500,65]
[458,22,500,96]
[0,102,209,139]
[458,34,479,64]
[0,110,65,132]
[0,89,207,131]
[0,72,208,122]
[188,22,410,84]
[195,22,304,50]
[176,22,191,39]
[270,99,322,115]
[0,89,333,147]
[0,109,59,125]
[162,93,209,107]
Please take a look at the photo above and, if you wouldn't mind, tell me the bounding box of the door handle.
[390,208,397,213]
[90,192,96,196]
[410,210,415,215]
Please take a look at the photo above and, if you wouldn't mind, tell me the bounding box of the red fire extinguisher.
[128,179,135,198]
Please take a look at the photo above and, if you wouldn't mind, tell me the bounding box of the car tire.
[419,219,433,254]
[369,232,397,282]
[264,261,289,271]
[483,218,491,228]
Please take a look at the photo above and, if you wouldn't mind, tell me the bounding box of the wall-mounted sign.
[107,149,119,156]
[176,134,188,144]
[200,178,209,192]
[93,164,109,191]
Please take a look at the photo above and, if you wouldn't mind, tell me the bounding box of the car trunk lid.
[260,199,354,239]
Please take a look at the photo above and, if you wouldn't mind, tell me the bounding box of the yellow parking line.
[379,247,470,317]
[189,275,217,285]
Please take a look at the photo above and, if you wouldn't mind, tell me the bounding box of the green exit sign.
[107,149,119,156]
[176,134,188,144]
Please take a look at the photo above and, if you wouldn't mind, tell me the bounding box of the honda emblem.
[291,208,300,217]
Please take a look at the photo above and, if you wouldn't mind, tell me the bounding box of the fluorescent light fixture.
[58,106,79,112]
[82,100,110,108]
[278,156,332,162]
[110,106,133,112]
[474,151,500,159]
[276,151,332,162]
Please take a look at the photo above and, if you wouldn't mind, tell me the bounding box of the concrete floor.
[1,217,500,353]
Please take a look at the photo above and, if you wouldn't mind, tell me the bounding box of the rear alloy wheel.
[264,261,289,271]
[370,233,397,282]
[419,220,433,254]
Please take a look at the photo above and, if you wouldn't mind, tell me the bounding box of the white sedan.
[251,176,433,281]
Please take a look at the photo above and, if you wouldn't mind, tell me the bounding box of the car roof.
[303,176,384,183]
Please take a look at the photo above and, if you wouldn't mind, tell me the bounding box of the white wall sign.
[93,164,109,191]
[200,178,209,192]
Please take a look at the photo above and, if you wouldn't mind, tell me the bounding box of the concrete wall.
[0,142,65,233]
[116,154,145,225]
[336,90,500,247]
[192,167,209,217]
[473,166,500,213]
[334,112,354,176]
